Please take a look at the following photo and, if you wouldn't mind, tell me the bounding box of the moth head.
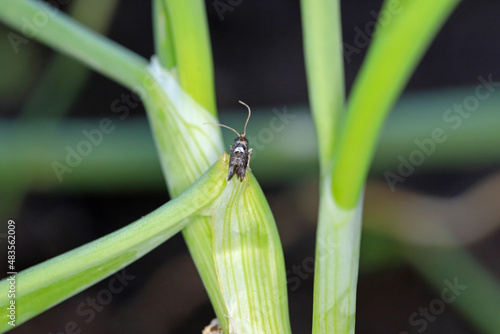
[235,136,248,146]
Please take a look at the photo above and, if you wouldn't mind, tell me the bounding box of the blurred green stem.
[21,0,120,119]
[1,0,120,223]
[404,246,500,334]
[3,88,500,192]
[0,0,148,92]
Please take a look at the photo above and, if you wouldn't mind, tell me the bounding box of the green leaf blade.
[332,0,461,209]
[162,0,217,115]
[213,174,292,334]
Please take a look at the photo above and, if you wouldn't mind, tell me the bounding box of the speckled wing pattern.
[227,137,252,181]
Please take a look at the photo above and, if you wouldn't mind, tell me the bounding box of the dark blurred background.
[1,0,500,333]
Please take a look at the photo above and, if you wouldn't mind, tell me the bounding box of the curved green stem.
[0,155,229,333]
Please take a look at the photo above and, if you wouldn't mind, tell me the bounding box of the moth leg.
[247,148,253,168]
[236,166,246,182]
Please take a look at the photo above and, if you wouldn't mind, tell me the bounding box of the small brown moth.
[209,101,253,181]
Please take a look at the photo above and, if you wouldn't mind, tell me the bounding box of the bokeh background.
[1,0,500,333]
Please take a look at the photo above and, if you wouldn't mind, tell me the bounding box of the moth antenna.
[204,122,241,137]
[238,100,251,137]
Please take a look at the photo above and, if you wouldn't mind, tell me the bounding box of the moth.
[209,100,253,182]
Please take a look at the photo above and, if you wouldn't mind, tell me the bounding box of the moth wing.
[227,164,236,181]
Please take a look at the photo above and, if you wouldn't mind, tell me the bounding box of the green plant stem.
[331,0,460,209]
[0,2,228,330]
[2,2,281,333]
[161,0,216,115]
[312,184,363,334]
[142,60,228,330]
[153,0,176,70]
[0,155,229,332]
[300,0,345,173]
[301,1,362,333]
[151,1,228,329]
[0,1,227,330]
